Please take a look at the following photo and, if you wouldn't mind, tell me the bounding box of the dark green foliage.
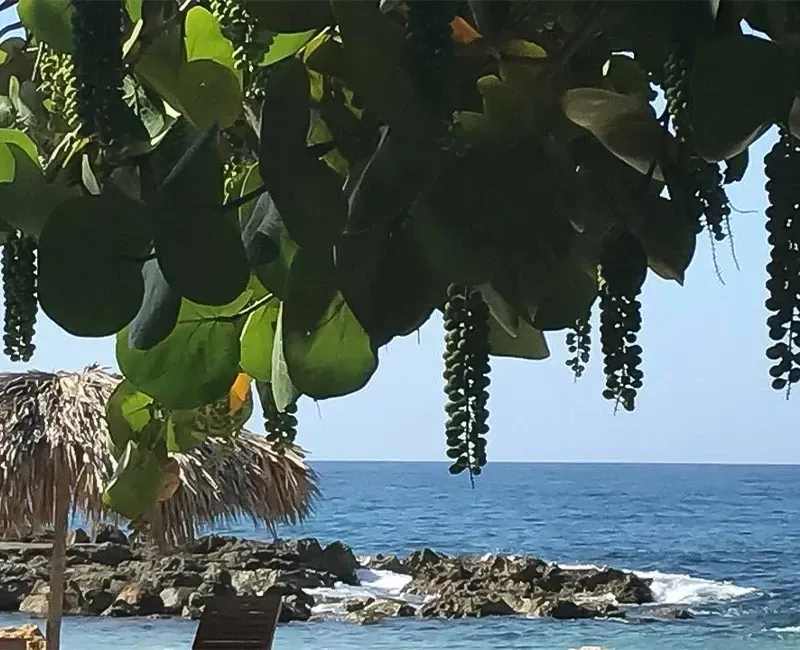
[443,284,490,482]
[599,232,646,413]
[764,128,800,395]
[2,230,37,362]
[565,316,591,380]
[70,0,125,145]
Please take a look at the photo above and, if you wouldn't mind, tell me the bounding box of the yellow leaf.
[229,372,252,414]
[451,16,482,45]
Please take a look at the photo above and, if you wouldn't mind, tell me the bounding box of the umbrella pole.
[46,463,69,650]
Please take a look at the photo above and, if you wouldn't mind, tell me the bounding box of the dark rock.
[406,548,446,573]
[576,568,653,605]
[271,584,313,622]
[185,535,238,555]
[197,563,234,599]
[68,529,90,545]
[364,554,409,575]
[67,543,132,568]
[548,599,597,619]
[347,599,416,624]
[92,524,129,547]
[82,588,114,616]
[0,563,35,611]
[318,542,360,585]
[104,582,164,617]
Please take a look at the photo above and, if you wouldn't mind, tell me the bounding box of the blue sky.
[0,18,793,464]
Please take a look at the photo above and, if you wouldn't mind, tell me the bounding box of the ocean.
[3,461,800,649]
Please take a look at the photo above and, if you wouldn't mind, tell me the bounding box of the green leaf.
[532,257,598,331]
[334,223,438,347]
[135,11,186,107]
[270,302,300,411]
[242,0,334,32]
[629,196,697,285]
[260,151,347,250]
[331,0,429,134]
[117,298,247,409]
[282,249,378,399]
[37,194,151,337]
[346,126,440,233]
[0,143,13,183]
[262,30,317,67]
[178,59,243,130]
[242,193,296,298]
[126,0,142,22]
[127,259,182,350]
[184,6,238,76]
[259,56,311,156]
[0,143,78,237]
[561,87,668,180]
[18,0,74,54]
[0,128,38,166]
[106,380,154,453]
[0,39,35,97]
[103,441,163,519]
[165,411,207,453]
[691,35,792,162]
[154,122,250,306]
[240,298,280,381]
[488,316,550,360]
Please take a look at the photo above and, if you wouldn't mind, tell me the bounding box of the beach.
[1,461,798,649]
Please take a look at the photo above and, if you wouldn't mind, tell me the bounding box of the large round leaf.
[240,298,280,381]
[178,60,243,130]
[241,193,297,299]
[282,249,377,399]
[102,441,163,519]
[532,257,598,331]
[488,317,550,360]
[262,30,317,67]
[117,298,247,409]
[127,259,182,349]
[18,0,74,53]
[691,35,792,162]
[38,194,151,337]
[259,56,311,156]
[184,6,238,75]
[561,87,669,180]
[105,380,155,453]
[0,143,79,237]
[334,222,439,347]
[154,208,250,306]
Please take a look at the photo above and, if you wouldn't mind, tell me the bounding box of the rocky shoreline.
[0,526,693,626]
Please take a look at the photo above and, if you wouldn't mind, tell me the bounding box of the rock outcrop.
[0,528,654,626]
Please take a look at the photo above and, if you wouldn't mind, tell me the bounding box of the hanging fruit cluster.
[443,284,490,481]
[37,47,79,132]
[2,230,37,363]
[599,232,646,412]
[663,43,731,247]
[70,0,125,145]
[259,383,298,452]
[764,127,800,395]
[565,316,592,380]
[210,0,270,100]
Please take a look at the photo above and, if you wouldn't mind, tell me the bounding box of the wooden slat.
[193,593,282,650]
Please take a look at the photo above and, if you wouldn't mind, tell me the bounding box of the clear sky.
[0,19,793,464]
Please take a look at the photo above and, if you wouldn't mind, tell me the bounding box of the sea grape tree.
[0,0,797,514]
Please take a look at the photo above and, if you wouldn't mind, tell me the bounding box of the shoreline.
[0,526,711,627]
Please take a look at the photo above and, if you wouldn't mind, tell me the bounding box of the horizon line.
[302,459,800,467]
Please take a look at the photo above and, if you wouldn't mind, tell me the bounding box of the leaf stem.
[218,184,266,212]
[181,294,276,324]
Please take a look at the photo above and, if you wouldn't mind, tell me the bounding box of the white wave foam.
[770,626,800,633]
[308,569,421,616]
[309,561,758,617]
[556,563,757,607]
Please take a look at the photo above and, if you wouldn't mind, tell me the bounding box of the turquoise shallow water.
[4,462,800,649]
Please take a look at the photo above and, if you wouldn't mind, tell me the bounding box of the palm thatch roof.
[0,365,318,543]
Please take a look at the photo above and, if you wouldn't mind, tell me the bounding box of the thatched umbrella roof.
[0,365,318,540]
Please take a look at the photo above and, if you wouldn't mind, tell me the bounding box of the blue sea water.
[4,462,800,649]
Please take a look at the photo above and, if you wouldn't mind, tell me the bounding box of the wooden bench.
[192,593,283,650]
